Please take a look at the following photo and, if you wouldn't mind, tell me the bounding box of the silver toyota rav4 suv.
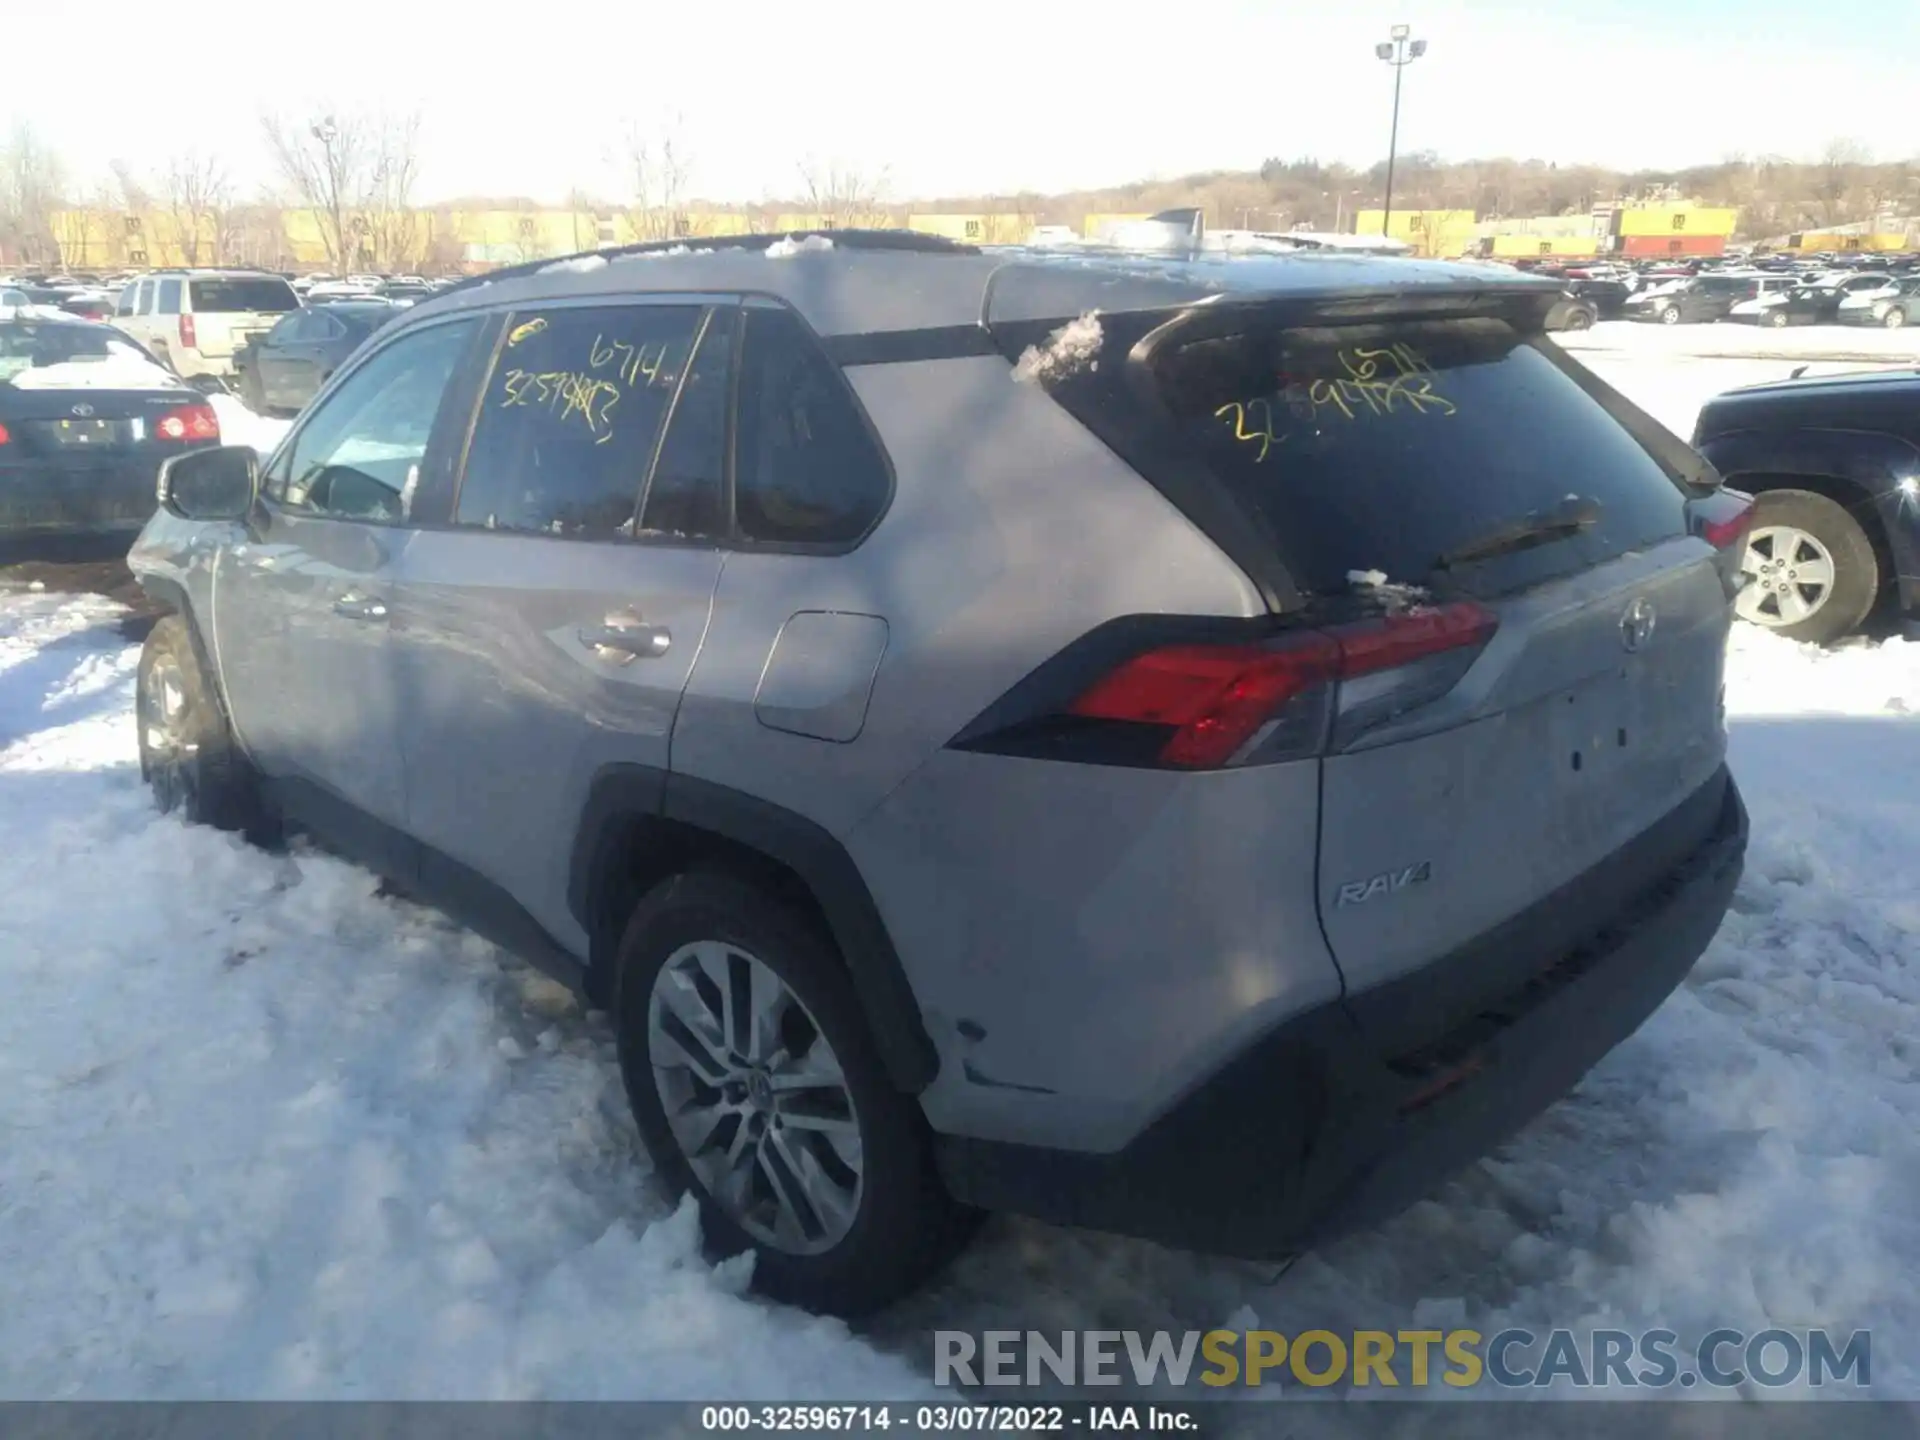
[130,231,1753,1316]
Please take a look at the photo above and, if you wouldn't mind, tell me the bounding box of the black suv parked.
[1695,369,1920,642]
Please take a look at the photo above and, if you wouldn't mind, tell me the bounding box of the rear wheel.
[613,870,977,1316]
[1564,307,1594,331]
[1735,490,1879,644]
[138,614,269,833]
[1885,306,1908,330]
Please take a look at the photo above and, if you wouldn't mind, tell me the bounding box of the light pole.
[1374,25,1427,237]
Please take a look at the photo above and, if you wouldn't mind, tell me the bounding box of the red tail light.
[1700,494,1755,550]
[0,421,11,446]
[1062,601,1498,769]
[156,403,220,443]
[179,313,197,350]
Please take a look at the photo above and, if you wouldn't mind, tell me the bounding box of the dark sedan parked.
[1629,274,1791,325]
[0,317,221,538]
[235,301,393,416]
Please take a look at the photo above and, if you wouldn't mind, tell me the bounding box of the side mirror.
[158,445,259,521]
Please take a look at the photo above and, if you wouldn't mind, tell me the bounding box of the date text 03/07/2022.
[699,1403,1199,1432]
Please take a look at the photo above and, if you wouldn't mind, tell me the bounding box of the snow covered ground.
[2,349,1918,1402]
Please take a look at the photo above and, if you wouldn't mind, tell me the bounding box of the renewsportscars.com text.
[934,1328,1871,1390]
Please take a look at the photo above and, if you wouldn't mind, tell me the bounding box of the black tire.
[613,869,978,1315]
[1565,308,1594,331]
[137,614,270,834]
[1659,304,1682,325]
[1767,309,1790,328]
[1743,489,1880,645]
[1885,306,1908,330]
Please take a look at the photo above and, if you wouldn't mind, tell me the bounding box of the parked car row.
[1619,269,1920,328]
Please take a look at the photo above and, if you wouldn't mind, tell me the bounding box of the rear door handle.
[333,593,388,622]
[580,619,671,662]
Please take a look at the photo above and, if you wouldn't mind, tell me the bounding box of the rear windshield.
[188,278,299,313]
[1124,314,1692,597]
[0,322,167,382]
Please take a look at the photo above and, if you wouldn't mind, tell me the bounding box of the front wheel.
[614,870,978,1316]
[1735,489,1880,644]
[138,614,269,832]
[1767,309,1791,328]
[1660,304,1682,325]
[1885,307,1908,330]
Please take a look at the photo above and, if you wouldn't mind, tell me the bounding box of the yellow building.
[1354,209,1478,257]
[908,213,1034,244]
[1487,234,1600,258]
[1616,205,1739,238]
[1794,231,1909,252]
[1083,212,1153,240]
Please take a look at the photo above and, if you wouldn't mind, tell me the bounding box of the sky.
[8,0,1918,206]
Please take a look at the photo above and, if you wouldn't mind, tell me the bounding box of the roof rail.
[430,227,978,303]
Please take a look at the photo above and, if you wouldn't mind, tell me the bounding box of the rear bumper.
[0,461,162,535]
[935,768,1748,1258]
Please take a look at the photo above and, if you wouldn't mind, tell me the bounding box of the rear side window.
[455,304,702,538]
[188,278,298,313]
[1126,315,1690,597]
[156,279,183,315]
[639,308,733,539]
[734,307,890,546]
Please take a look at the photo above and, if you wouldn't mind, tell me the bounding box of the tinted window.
[0,321,172,381]
[456,304,700,538]
[132,281,152,314]
[639,308,733,539]
[113,285,135,316]
[1094,314,1689,597]
[188,278,299,313]
[734,307,889,545]
[266,312,306,344]
[270,319,477,523]
[157,278,183,315]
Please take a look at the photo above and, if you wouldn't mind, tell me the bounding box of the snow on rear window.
[765,235,834,258]
[1012,311,1102,384]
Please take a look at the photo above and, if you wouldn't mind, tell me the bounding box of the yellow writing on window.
[589,333,677,389]
[1215,342,1457,461]
[507,317,549,348]
[499,368,624,444]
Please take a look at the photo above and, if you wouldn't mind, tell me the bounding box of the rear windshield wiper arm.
[1433,495,1601,571]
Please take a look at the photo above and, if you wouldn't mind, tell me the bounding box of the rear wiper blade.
[1433,495,1601,571]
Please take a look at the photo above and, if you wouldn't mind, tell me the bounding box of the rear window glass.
[0,322,164,380]
[188,278,299,313]
[1133,315,1691,596]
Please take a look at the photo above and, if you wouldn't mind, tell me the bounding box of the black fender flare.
[1698,425,1920,576]
[568,764,939,1093]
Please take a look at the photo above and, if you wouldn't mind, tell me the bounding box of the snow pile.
[765,235,835,259]
[0,592,937,1400]
[1346,569,1431,613]
[208,393,292,457]
[540,256,609,276]
[614,245,693,262]
[3,354,183,391]
[1011,311,1102,384]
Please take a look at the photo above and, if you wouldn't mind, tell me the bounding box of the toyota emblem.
[70,403,94,418]
[1621,597,1657,652]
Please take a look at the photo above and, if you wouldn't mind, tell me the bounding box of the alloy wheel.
[140,654,195,811]
[648,939,864,1256]
[1737,525,1838,629]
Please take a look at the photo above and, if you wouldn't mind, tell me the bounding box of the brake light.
[1061,601,1498,769]
[1694,491,1755,550]
[179,313,197,350]
[0,421,10,445]
[156,403,220,443]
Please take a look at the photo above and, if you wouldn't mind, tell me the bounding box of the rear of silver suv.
[128,242,1750,1316]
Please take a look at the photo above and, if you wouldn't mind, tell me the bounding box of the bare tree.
[1815,138,1871,228]
[0,124,68,268]
[262,110,371,270]
[363,114,424,271]
[797,157,888,228]
[624,115,693,241]
[162,151,230,266]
